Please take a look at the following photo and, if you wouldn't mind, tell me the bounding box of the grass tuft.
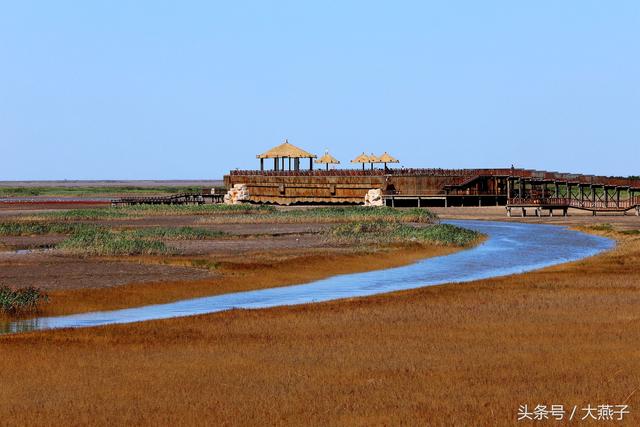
[0,286,48,314]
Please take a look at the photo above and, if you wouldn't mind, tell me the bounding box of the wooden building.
[225,167,640,212]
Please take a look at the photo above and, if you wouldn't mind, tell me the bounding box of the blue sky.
[1,1,638,180]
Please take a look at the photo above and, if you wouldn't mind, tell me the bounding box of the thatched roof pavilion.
[350,152,371,170]
[368,153,382,170]
[257,139,317,171]
[378,152,399,169]
[314,150,340,170]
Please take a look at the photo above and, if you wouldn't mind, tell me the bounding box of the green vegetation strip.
[330,221,482,247]
[41,204,276,220]
[0,186,224,197]
[0,286,48,314]
[584,223,640,236]
[57,228,170,256]
[0,221,226,256]
[36,205,438,223]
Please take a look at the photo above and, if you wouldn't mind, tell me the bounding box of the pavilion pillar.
[566,183,572,200]
[274,158,278,171]
[554,182,559,198]
[591,186,596,205]
[604,187,609,207]
[616,188,621,208]
[260,158,264,171]
[519,179,524,199]
[506,178,511,199]
[309,157,313,171]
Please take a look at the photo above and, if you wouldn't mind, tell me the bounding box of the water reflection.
[0,220,614,335]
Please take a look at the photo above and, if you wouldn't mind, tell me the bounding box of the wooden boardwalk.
[506,197,640,217]
[111,193,224,207]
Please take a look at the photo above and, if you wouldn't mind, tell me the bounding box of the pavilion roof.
[350,152,371,163]
[368,153,382,163]
[257,140,317,159]
[379,152,399,163]
[315,151,340,164]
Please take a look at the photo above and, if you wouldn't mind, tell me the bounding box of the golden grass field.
[0,208,639,426]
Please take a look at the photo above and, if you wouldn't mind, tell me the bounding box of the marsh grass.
[199,206,439,224]
[0,221,87,236]
[130,227,227,240]
[0,286,48,314]
[57,226,225,256]
[0,186,212,197]
[330,221,481,246]
[40,204,276,220]
[34,205,438,224]
[57,228,170,256]
[578,223,640,237]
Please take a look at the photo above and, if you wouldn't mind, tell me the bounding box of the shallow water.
[0,220,613,335]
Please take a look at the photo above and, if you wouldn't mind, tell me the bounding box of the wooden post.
[555,182,559,198]
[274,158,278,171]
[507,178,511,199]
[604,186,609,207]
[616,187,621,208]
[309,157,313,171]
[519,179,524,199]
[260,158,264,171]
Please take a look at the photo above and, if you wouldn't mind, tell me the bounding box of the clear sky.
[1,1,638,180]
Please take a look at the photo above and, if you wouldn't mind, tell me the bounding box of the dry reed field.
[0,213,638,426]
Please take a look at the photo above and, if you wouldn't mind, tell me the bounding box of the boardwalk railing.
[508,197,640,212]
[111,193,224,207]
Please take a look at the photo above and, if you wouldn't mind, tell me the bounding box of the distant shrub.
[0,286,48,314]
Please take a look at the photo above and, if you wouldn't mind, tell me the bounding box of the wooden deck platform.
[506,197,640,217]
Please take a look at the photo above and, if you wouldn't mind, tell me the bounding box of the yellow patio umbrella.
[350,152,371,170]
[314,150,341,170]
[368,153,382,170]
[378,152,399,169]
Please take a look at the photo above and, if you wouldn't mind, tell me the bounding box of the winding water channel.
[0,220,614,335]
